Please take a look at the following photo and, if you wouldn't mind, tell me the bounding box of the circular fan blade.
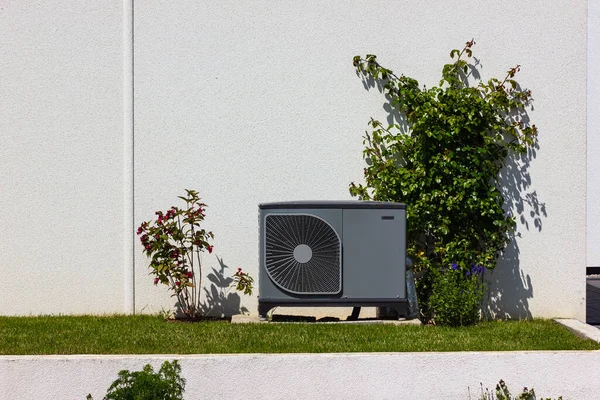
[264,214,341,294]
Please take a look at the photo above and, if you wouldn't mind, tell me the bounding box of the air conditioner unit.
[258,200,409,319]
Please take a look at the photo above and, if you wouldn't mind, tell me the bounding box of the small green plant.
[429,264,485,326]
[476,380,562,400]
[87,360,185,400]
[350,40,537,325]
[138,190,253,320]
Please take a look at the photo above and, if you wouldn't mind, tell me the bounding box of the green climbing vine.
[350,40,537,325]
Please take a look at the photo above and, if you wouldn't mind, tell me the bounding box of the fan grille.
[265,214,341,294]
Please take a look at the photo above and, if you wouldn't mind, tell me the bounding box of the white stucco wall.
[2,352,599,399]
[0,1,588,319]
[0,2,125,314]
[589,0,600,267]
[133,1,587,319]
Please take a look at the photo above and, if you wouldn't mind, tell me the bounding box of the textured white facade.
[0,2,125,314]
[589,0,600,267]
[2,352,600,399]
[0,1,590,319]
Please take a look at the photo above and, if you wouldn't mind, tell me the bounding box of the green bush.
[350,40,536,325]
[89,360,185,400]
[429,265,485,327]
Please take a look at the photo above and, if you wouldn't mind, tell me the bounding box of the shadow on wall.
[199,256,249,317]
[485,133,546,319]
[485,234,533,319]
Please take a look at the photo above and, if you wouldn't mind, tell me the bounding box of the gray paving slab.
[555,318,600,342]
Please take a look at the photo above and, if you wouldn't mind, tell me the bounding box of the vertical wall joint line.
[123,0,135,314]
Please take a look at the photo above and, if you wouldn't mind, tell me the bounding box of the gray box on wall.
[258,200,407,318]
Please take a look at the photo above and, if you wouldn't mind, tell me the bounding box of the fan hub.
[293,244,312,263]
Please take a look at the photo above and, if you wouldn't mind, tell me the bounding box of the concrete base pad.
[231,314,421,325]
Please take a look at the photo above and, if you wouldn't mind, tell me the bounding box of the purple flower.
[466,271,471,277]
[469,264,486,275]
[451,263,458,271]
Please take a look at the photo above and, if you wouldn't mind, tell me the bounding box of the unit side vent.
[264,214,341,294]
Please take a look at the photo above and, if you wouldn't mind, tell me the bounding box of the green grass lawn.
[0,315,598,355]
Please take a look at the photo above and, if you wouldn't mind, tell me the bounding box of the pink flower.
[154,277,159,285]
[176,281,181,286]
[186,271,193,278]
[208,245,213,254]
[136,227,143,235]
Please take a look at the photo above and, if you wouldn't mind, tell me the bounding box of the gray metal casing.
[258,201,407,316]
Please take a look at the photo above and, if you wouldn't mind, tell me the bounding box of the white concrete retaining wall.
[1,352,599,399]
[0,1,589,319]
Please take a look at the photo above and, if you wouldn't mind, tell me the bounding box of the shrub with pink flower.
[138,189,254,320]
[137,189,214,320]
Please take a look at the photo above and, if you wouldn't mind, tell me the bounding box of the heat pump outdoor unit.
[258,200,408,319]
